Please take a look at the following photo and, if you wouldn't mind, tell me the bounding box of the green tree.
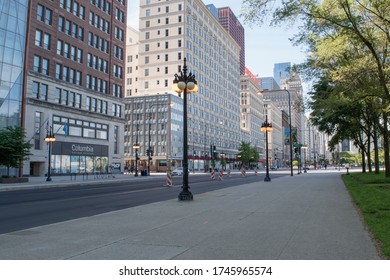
[250,146,260,164]
[0,126,33,177]
[237,141,252,167]
[242,0,390,177]
[238,142,260,167]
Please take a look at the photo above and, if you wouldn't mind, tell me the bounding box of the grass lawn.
[342,172,390,259]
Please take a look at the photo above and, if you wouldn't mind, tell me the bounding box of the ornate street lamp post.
[44,126,56,181]
[261,114,273,182]
[282,89,294,177]
[172,58,198,201]
[133,143,140,176]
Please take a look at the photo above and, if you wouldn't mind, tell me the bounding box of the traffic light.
[213,145,217,158]
[146,149,150,156]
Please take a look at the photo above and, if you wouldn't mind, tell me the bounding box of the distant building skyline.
[273,62,291,87]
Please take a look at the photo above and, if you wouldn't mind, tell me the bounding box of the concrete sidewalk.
[0,171,380,260]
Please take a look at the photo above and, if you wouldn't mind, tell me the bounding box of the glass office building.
[0,0,28,128]
[0,0,29,176]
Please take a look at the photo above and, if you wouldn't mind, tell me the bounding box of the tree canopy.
[241,0,390,176]
[0,126,33,176]
[238,141,260,166]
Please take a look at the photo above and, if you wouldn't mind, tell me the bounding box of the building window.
[37,4,44,21]
[55,64,61,79]
[43,33,51,50]
[34,112,42,150]
[32,81,39,99]
[58,16,64,32]
[41,83,48,100]
[76,93,82,108]
[114,125,118,154]
[33,55,49,75]
[86,96,91,111]
[35,30,42,47]
[45,8,52,25]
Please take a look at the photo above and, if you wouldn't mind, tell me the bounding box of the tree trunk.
[367,133,372,173]
[383,112,390,177]
[361,149,366,173]
[373,122,380,174]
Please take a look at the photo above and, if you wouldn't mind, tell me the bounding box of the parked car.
[172,167,184,176]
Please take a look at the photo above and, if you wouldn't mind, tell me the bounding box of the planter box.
[0,177,29,184]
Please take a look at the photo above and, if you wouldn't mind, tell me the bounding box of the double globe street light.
[172,58,198,201]
[44,125,56,182]
[261,114,273,182]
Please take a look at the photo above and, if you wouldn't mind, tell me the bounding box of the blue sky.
[127,0,308,89]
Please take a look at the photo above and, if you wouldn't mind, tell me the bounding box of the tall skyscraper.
[260,77,280,90]
[215,6,245,75]
[273,62,291,87]
[22,0,127,177]
[127,0,242,166]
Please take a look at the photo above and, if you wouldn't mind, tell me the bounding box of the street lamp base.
[264,175,271,182]
[46,177,52,182]
[178,189,193,201]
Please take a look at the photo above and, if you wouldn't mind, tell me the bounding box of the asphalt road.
[0,172,286,234]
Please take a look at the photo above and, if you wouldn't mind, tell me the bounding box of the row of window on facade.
[38,2,125,47]
[33,55,123,96]
[37,30,122,70]
[60,0,126,22]
[32,81,122,118]
[50,15,124,59]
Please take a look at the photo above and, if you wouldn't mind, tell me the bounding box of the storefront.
[51,141,109,175]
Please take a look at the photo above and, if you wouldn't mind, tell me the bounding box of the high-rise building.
[273,62,291,87]
[22,0,127,177]
[125,26,139,98]
[260,77,280,90]
[0,0,29,128]
[216,6,245,75]
[239,69,265,163]
[127,0,242,165]
[0,0,29,176]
